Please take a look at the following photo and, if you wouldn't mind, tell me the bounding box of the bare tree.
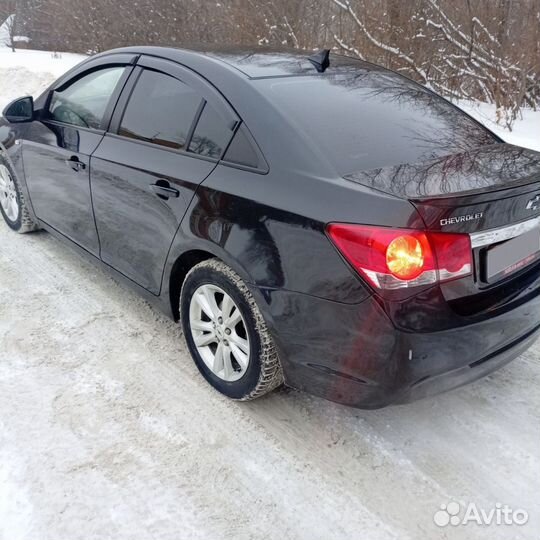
[0,13,16,51]
[329,0,539,125]
[13,0,540,126]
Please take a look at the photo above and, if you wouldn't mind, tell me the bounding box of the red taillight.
[386,235,426,280]
[326,224,472,290]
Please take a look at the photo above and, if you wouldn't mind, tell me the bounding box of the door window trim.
[108,56,240,163]
[114,67,205,154]
[108,67,216,161]
[30,51,271,171]
[43,62,134,133]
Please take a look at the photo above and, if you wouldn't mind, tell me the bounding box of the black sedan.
[1,46,540,408]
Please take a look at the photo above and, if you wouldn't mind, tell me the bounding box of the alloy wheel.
[189,284,250,382]
[0,164,19,223]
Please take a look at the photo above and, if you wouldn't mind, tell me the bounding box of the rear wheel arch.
[167,247,255,319]
[169,249,215,321]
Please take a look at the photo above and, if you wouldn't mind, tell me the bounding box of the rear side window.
[188,103,233,159]
[223,126,260,169]
[119,70,202,150]
[49,67,125,129]
[258,72,498,174]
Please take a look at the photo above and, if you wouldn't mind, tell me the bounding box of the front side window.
[49,67,125,129]
[119,70,202,150]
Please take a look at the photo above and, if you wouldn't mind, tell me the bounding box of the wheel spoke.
[190,320,213,332]
[204,287,221,318]
[194,290,216,320]
[222,346,234,379]
[9,198,18,220]
[225,307,241,327]
[230,342,249,369]
[221,293,235,320]
[213,342,225,373]
[193,331,216,347]
[230,333,249,354]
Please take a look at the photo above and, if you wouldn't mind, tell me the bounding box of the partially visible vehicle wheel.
[0,157,39,233]
[181,258,283,400]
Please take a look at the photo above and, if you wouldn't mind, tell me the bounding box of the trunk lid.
[345,142,540,310]
[345,143,540,233]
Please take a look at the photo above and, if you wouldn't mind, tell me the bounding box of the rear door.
[23,57,134,255]
[90,56,239,294]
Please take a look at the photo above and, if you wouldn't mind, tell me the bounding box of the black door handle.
[65,156,86,172]
[150,181,180,200]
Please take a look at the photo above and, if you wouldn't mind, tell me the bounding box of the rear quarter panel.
[163,162,424,309]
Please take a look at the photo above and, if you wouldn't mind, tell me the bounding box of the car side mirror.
[3,96,35,123]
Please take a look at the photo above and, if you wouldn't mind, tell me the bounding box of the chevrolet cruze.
[1,46,539,408]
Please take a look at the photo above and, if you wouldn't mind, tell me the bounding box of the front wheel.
[180,259,283,400]
[0,157,39,233]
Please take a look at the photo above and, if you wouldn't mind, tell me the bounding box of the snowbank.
[0,48,85,110]
[457,100,540,153]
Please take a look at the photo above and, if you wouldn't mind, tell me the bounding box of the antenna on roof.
[308,49,331,73]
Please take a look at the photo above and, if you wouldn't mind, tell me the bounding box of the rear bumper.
[394,321,540,404]
[257,279,540,409]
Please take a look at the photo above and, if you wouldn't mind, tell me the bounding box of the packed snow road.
[1,219,539,540]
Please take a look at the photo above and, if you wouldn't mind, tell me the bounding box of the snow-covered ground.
[458,100,540,153]
[1,224,539,540]
[1,48,540,540]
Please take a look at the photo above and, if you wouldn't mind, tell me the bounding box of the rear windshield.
[258,70,498,174]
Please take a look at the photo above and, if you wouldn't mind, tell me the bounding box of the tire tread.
[182,258,284,401]
[0,156,40,234]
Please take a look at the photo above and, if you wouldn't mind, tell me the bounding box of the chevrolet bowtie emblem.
[526,195,540,211]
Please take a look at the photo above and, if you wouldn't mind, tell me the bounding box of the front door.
[23,66,128,255]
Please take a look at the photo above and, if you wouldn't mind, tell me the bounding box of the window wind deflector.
[308,49,330,73]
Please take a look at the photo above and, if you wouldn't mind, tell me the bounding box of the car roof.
[100,45,380,80]
[193,46,373,79]
[84,45,434,180]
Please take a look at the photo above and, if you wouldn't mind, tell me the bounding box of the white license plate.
[486,228,540,280]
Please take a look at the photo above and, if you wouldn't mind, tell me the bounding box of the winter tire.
[181,258,283,400]
[0,156,39,233]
